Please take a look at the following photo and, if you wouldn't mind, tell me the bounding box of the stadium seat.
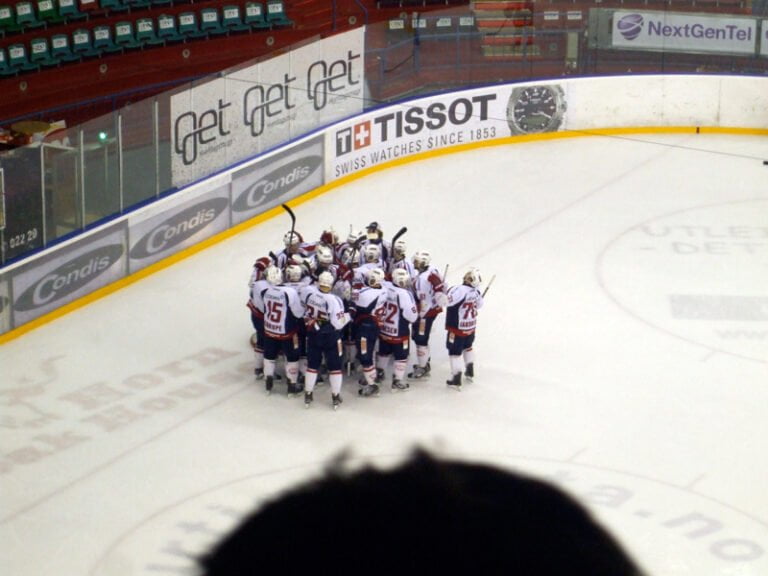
[7,42,40,72]
[0,47,19,77]
[265,0,293,27]
[36,0,65,25]
[156,13,183,43]
[244,2,270,30]
[177,11,207,39]
[71,27,99,56]
[92,24,123,52]
[135,17,164,46]
[113,20,143,49]
[58,0,88,21]
[14,1,46,29]
[199,7,227,36]
[50,32,82,61]
[0,5,21,35]
[99,0,129,14]
[30,36,61,67]
[124,0,151,9]
[221,4,251,33]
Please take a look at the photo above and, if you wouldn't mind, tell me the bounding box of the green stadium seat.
[50,32,82,61]
[265,0,292,27]
[113,20,142,49]
[36,0,65,25]
[92,24,123,53]
[14,1,46,29]
[7,42,40,72]
[221,5,251,33]
[99,0,129,14]
[0,5,21,35]
[244,2,270,30]
[199,7,226,36]
[156,13,183,43]
[58,0,88,21]
[29,36,61,67]
[0,47,19,77]
[177,11,207,39]
[72,27,99,56]
[135,17,164,46]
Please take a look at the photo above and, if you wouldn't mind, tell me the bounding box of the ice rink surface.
[1,132,767,575]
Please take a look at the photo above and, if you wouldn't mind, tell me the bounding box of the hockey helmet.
[463,267,482,288]
[366,221,383,241]
[316,244,334,266]
[285,264,303,283]
[391,268,411,289]
[413,250,431,271]
[317,271,335,293]
[363,243,381,263]
[368,268,386,288]
[347,229,363,245]
[320,227,339,246]
[265,266,283,286]
[283,231,303,248]
[392,239,407,260]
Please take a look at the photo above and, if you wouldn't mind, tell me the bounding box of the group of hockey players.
[247,220,485,410]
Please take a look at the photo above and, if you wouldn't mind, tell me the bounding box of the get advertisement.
[10,223,128,327]
[325,87,510,182]
[170,27,365,188]
[612,11,757,55]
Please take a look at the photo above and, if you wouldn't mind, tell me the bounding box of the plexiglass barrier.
[1,4,767,266]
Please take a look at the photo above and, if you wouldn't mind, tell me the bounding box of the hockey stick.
[391,226,407,246]
[442,263,449,283]
[281,203,296,239]
[482,274,496,297]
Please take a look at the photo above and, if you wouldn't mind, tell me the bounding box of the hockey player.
[275,231,315,269]
[284,261,314,384]
[302,271,351,410]
[444,268,484,389]
[352,243,385,289]
[387,239,416,280]
[375,268,419,391]
[247,256,272,380]
[351,268,388,397]
[260,266,305,396]
[361,221,391,263]
[410,250,447,380]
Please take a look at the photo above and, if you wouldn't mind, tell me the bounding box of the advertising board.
[10,223,128,327]
[170,27,364,188]
[612,11,757,55]
[128,175,231,273]
[230,135,324,226]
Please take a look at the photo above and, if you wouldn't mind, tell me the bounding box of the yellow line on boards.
[1,126,765,344]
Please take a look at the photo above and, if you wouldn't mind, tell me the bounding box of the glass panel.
[0,147,44,262]
[79,112,120,226]
[43,142,80,242]
[120,98,159,209]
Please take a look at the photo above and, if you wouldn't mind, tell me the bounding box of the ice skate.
[407,364,431,380]
[374,368,385,384]
[446,372,462,390]
[332,394,343,410]
[265,375,274,395]
[287,382,303,397]
[465,363,474,382]
[254,368,264,380]
[304,391,313,408]
[358,383,380,397]
[391,378,410,392]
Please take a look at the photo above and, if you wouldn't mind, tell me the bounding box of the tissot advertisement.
[170,27,364,188]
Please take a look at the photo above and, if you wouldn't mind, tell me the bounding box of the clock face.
[509,86,563,134]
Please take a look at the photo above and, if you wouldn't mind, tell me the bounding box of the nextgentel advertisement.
[612,11,757,55]
[170,27,364,188]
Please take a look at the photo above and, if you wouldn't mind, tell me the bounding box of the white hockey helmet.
[391,268,411,289]
[413,250,431,271]
[265,266,283,286]
[283,231,303,248]
[316,244,334,266]
[317,271,334,293]
[392,239,407,260]
[363,243,381,263]
[285,263,303,283]
[368,268,386,288]
[347,229,363,245]
[463,267,482,288]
